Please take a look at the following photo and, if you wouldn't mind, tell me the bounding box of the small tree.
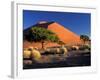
[25,27,59,49]
[80,35,90,44]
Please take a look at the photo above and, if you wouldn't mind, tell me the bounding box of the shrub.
[23,49,31,59]
[60,46,68,55]
[43,46,68,55]
[31,49,41,61]
[65,46,73,51]
[79,45,91,51]
[72,46,79,50]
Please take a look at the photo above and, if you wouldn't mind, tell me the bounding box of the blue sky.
[23,10,91,37]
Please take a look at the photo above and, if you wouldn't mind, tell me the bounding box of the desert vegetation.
[24,27,59,49]
[23,24,91,69]
[23,43,91,67]
[80,35,90,45]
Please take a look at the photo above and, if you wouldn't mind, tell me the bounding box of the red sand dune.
[23,22,82,49]
[48,22,81,45]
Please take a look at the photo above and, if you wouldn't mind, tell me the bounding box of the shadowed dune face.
[23,22,82,49]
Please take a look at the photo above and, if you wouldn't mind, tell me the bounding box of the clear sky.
[23,10,91,37]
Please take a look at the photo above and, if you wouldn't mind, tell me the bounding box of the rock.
[23,60,32,65]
